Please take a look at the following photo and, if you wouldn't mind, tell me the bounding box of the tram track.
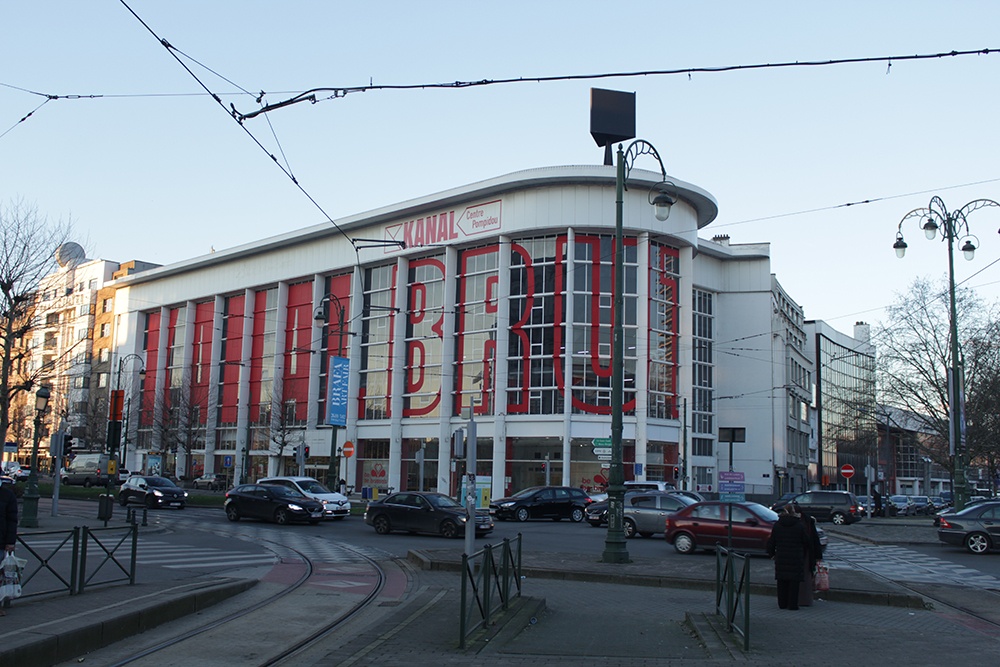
[99,536,388,667]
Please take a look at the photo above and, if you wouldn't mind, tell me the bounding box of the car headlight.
[458,515,468,523]
[321,499,330,505]
[183,491,189,497]
[287,503,304,511]
[153,489,164,496]
[500,502,515,508]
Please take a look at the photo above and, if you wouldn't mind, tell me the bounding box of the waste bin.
[98,494,114,522]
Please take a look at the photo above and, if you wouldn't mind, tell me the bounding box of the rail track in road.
[102,538,388,667]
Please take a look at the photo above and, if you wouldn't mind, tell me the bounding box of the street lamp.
[108,354,146,467]
[21,386,51,528]
[316,294,348,490]
[603,139,676,565]
[894,196,1000,511]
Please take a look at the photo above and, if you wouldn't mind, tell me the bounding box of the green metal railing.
[715,545,750,650]
[459,534,523,648]
[6,524,138,605]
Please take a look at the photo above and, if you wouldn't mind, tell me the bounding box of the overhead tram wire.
[117,0,358,255]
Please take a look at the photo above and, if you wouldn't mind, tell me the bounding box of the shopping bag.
[0,552,25,600]
[815,562,830,592]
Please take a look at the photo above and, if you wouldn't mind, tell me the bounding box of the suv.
[490,486,593,522]
[257,476,351,519]
[772,490,862,525]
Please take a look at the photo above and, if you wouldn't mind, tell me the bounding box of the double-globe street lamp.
[603,139,676,564]
[21,386,51,528]
[893,196,1000,511]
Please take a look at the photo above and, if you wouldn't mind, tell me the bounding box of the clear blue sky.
[3,1,1000,329]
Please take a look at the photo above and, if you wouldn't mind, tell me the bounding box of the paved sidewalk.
[4,511,999,666]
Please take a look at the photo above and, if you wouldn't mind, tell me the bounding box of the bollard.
[141,508,148,526]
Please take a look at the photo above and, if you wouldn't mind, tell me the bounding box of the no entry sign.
[841,464,855,479]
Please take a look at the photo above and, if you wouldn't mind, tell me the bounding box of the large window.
[692,289,715,434]
[360,265,397,420]
[649,243,680,419]
[456,246,499,415]
[404,257,445,417]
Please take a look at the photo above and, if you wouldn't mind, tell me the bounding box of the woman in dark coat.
[766,504,810,610]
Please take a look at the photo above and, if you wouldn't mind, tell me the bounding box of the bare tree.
[152,385,214,479]
[876,277,1000,474]
[0,199,72,444]
[268,380,305,476]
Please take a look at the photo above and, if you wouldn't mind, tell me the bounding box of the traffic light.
[64,436,75,458]
[673,466,680,480]
[303,446,310,459]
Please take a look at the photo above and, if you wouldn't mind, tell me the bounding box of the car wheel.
[373,515,391,535]
[83,479,92,488]
[965,532,991,555]
[226,505,240,522]
[440,520,459,538]
[515,507,530,522]
[623,518,637,538]
[570,507,584,523]
[673,532,696,554]
[274,508,290,525]
[831,512,847,525]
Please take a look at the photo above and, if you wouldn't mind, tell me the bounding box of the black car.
[117,476,188,509]
[224,483,325,525]
[490,486,593,522]
[586,491,696,538]
[937,501,1000,554]
[771,490,862,525]
[364,491,494,538]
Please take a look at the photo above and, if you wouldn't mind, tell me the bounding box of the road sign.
[719,492,745,502]
[593,447,612,456]
[342,441,355,458]
[593,438,612,447]
[841,464,855,479]
[719,482,745,493]
[718,471,745,482]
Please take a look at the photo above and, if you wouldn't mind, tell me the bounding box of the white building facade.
[109,165,846,501]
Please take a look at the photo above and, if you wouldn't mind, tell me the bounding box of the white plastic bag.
[0,552,25,600]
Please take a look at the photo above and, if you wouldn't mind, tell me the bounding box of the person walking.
[766,503,810,610]
[873,488,883,517]
[0,478,18,616]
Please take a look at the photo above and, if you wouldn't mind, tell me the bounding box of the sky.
[3,1,1000,333]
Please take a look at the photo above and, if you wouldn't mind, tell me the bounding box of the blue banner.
[326,356,349,427]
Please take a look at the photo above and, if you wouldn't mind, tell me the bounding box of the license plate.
[311,511,323,517]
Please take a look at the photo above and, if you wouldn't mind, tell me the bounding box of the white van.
[62,454,112,487]
[257,476,351,519]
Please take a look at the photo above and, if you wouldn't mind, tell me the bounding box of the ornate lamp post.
[21,386,51,528]
[603,139,676,564]
[893,196,999,511]
[109,353,145,466]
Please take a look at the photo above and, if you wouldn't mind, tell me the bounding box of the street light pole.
[21,386,51,528]
[317,295,347,490]
[894,196,1000,511]
[108,353,145,467]
[603,140,675,565]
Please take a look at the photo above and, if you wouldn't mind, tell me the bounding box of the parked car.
[117,468,131,483]
[586,491,695,537]
[257,476,351,519]
[490,486,593,522]
[771,490,863,525]
[886,495,915,516]
[937,501,1000,554]
[117,476,188,509]
[364,491,494,538]
[62,453,113,487]
[909,495,933,515]
[225,483,325,525]
[192,473,228,491]
[623,480,677,493]
[929,496,947,512]
[670,490,708,503]
[666,501,825,555]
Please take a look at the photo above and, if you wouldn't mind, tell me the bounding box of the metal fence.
[459,534,523,648]
[715,545,750,650]
[4,524,138,606]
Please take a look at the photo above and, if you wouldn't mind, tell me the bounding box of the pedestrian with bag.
[766,503,810,610]
[795,502,824,607]
[0,477,18,616]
